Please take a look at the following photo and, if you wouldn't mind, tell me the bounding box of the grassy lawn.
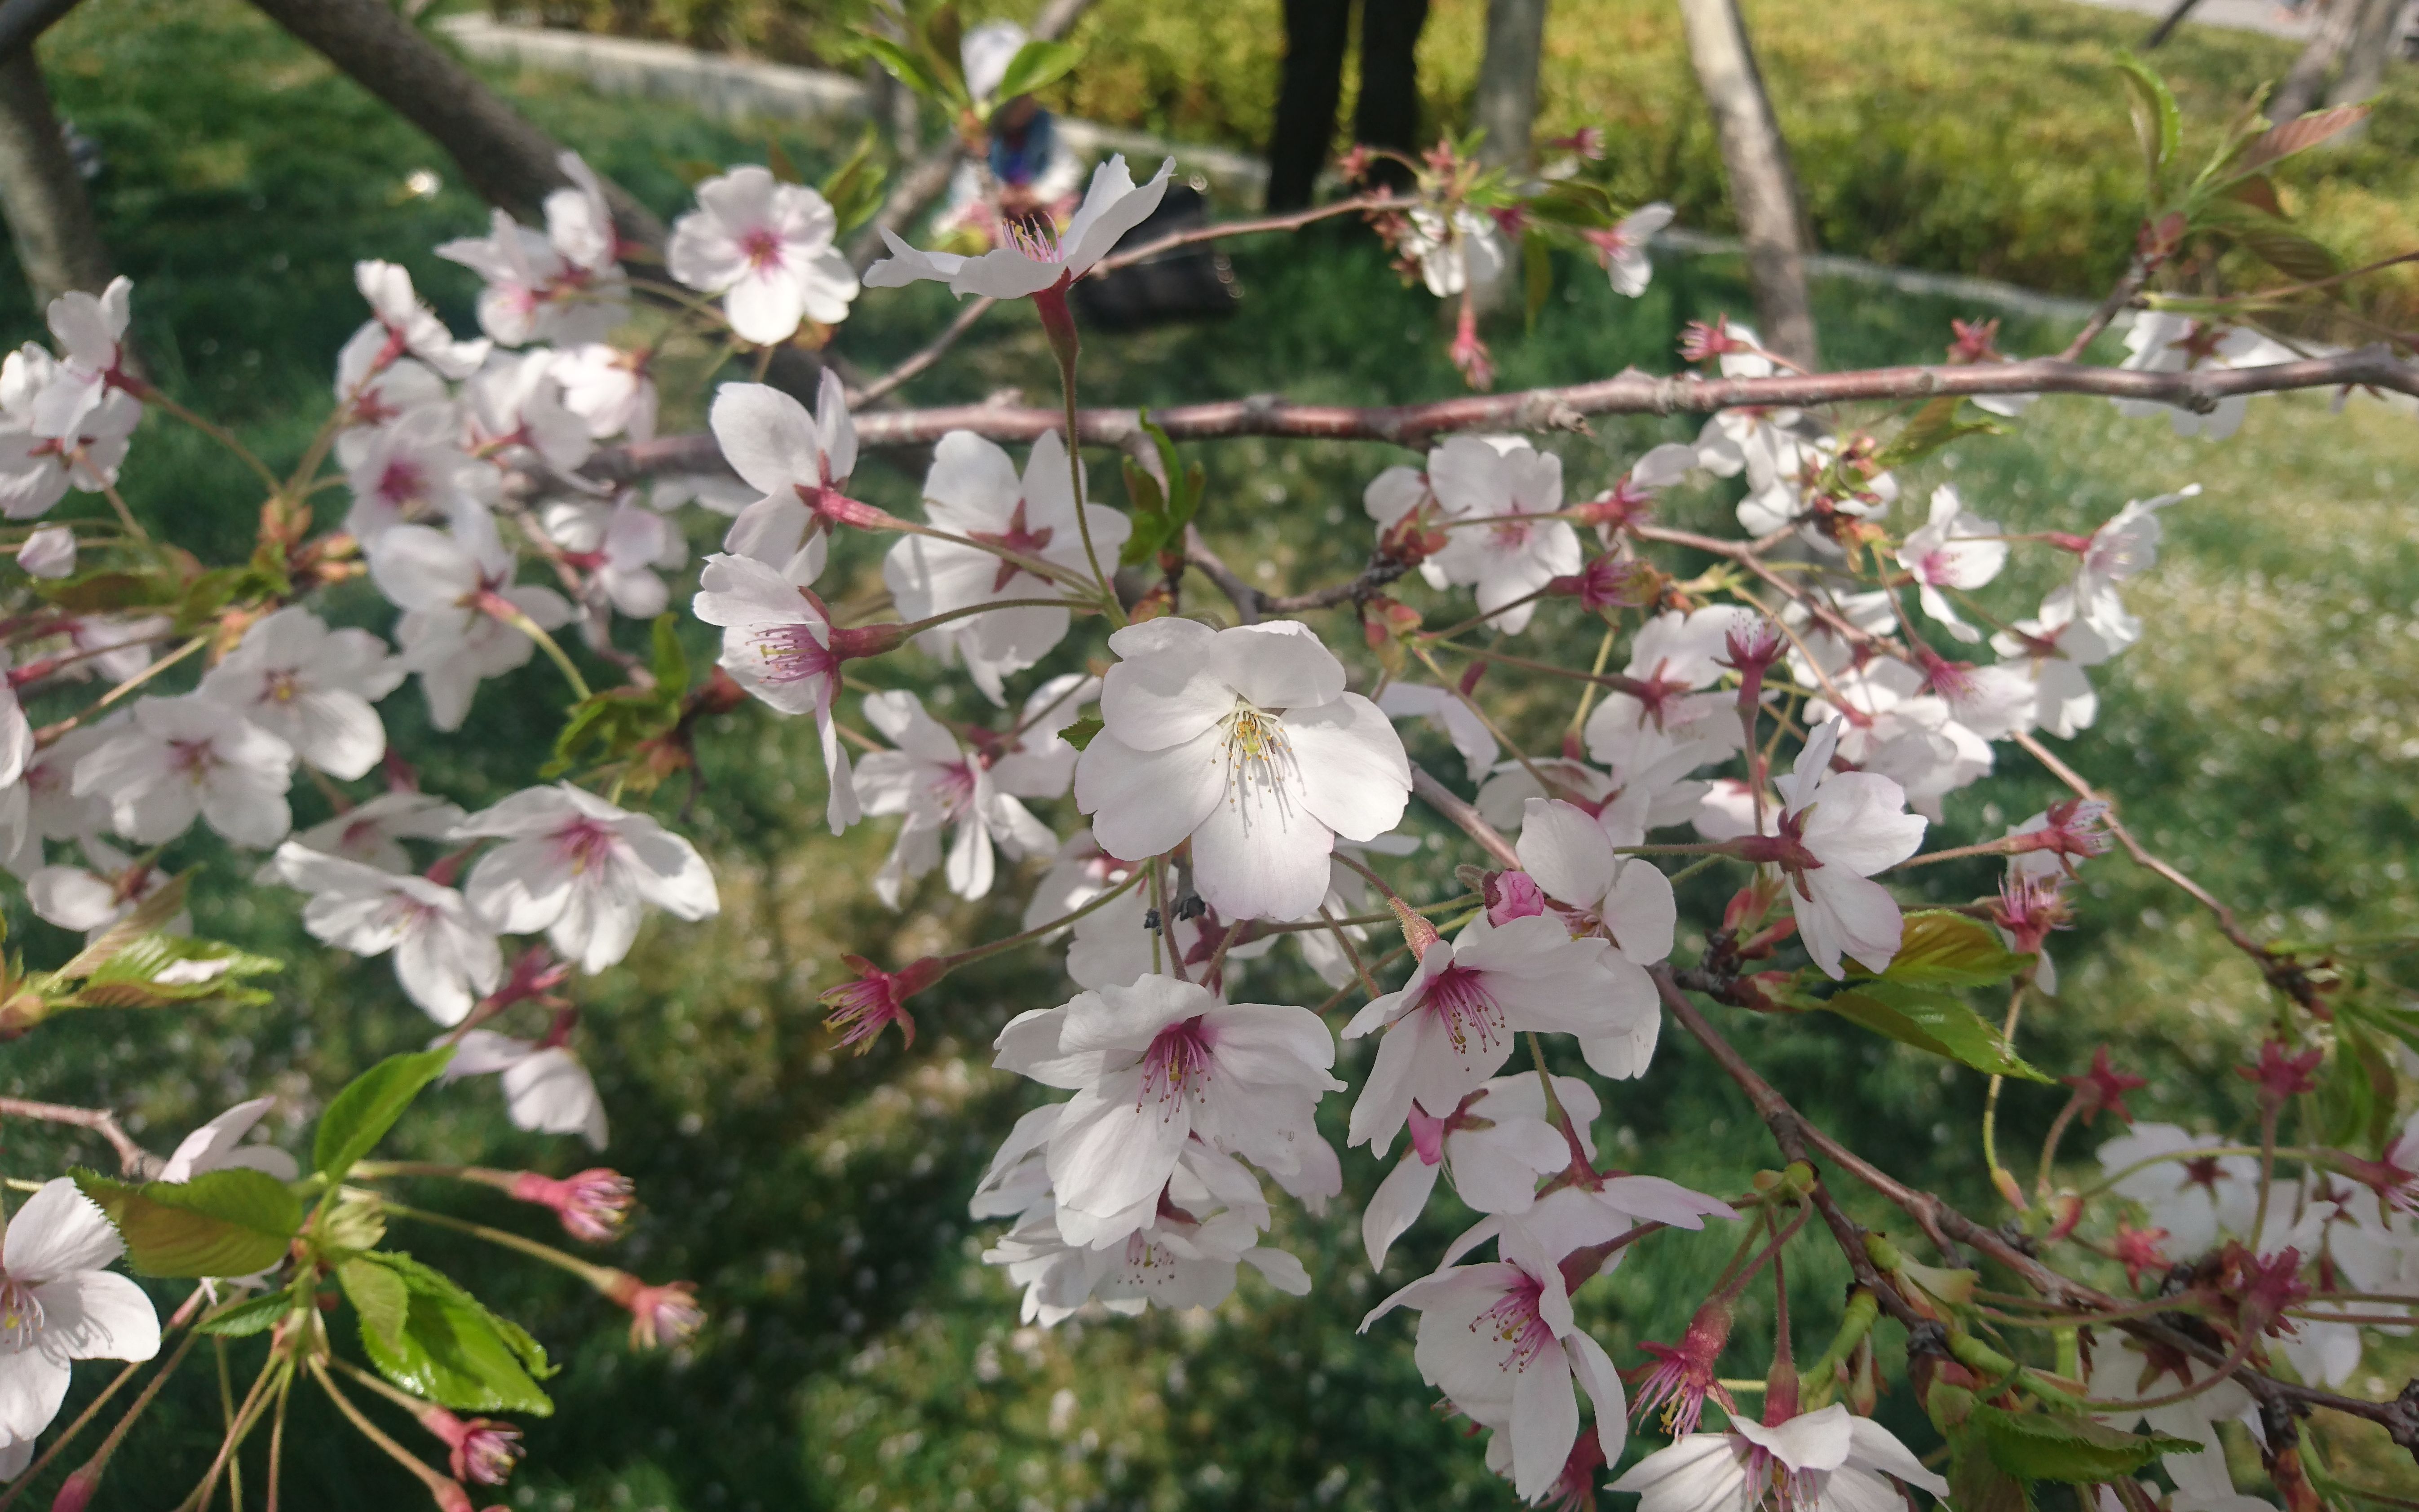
[0,2,2412,1509]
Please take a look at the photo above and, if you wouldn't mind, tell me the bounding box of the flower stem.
[381,1199,619,1290]
[478,596,592,702]
[1047,328,1122,624]
[308,1359,461,1503]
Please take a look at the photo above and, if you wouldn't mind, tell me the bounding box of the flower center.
[999,216,1066,265]
[265,668,302,704]
[752,623,839,688]
[377,456,426,508]
[555,818,617,875]
[1217,701,1300,827]
[0,1276,44,1349]
[1490,518,1534,550]
[739,227,787,273]
[1138,1015,1215,1114]
[1420,963,1507,1058]
[1471,1274,1553,1372]
[967,500,1057,594]
[930,760,977,817]
[168,738,221,784]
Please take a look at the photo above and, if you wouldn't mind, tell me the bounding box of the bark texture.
[0,45,112,307]
[1471,0,1548,170]
[1676,0,1818,369]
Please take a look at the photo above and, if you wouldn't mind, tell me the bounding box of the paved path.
[2057,0,2321,40]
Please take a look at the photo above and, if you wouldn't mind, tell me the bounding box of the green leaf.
[2319,1020,2399,1155]
[349,1251,554,1415]
[199,1291,300,1338]
[1975,1404,2198,1482]
[647,614,690,698]
[313,1047,455,1180]
[75,1168,302,1278]
[2209,208,2342,283]
[818,126,889,236]
[854,33,953,105]
[764,137,802,186]
[1522,180,1615,230]
[1857,910,2033,989]
[1821,981,2053,1082]
[2114,51,2181,183]
[55,934,283,1010]
[2219,103,2368,184]
[987,38,1081,106]
[1061,716,1103,752]
[1872,398,2003,470]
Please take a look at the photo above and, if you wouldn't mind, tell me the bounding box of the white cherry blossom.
[455,783,719,973]
[1596,202,1674,296]
[690,551,862,832]
[1421,435,1580,634]
[2097,1122,2260,1255]
[711,372,857,587]
[852,684,1071,906]
[464,349,592,473]
[1399,206,1507,298]
[1761,719,1926,978]
[370,505,576,731]
[1343,913,1623,1154]
[1991,610,2114,739]
[1361,1224,1625,1502]
[27,277,134,440]
[993,973,1341,1246]
[540,499,683,620]
[437,208,611,348]
[1362,1073,1594,1269]
[443,1030,608,1149]
[2115,314,2292,440]
[0,1179,161,1462]
[27,837,184,940]
[350,260,490,380]
[668,166,858,345]
[552,343,656,442]
[1608,1403,1948,1512]
[2043,487,2198,652]
[268,841,503,1023]
[884,429,1129,702]
[159,1097,301,1183]
[1075,618,1411,921]
[0,342,136,520]
[1897,484,2007,642]
[1375,683,1499,783]
[1516,797,1675,1077]
[865,155,1172,300]
[73,694,296,847]
[341,403,491,546]
[199,607,403,779]
[284,790,467,873]
[17,524,73,578]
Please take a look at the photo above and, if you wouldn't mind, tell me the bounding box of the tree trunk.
[1472,0,1547,171]
[2142,0,2205,49]
[0,45,111,308]
[1676,0,1817,369]
[1353,0,1429,172]
[2325,0,2403,117]
[2272,0,2366,123]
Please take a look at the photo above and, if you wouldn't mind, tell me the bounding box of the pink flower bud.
[818,954,944,1053]
[509,1168,634,1242]
[1632,1300,1736,1436]
[1678,315,1746,363]
[1449,304,1494,392]
[50,1468,98,1512]
[1483,870,1548,925]
[420,1406,525,1487]
[606,1274,704,1350]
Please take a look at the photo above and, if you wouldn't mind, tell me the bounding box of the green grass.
[1,2,2414,1509]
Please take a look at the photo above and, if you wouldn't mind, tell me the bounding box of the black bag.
[1070,181,1241,332]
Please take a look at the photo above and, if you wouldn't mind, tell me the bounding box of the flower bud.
[19,523,75,579]
[509,1168,635,1242]
[1482,870,1547,925]
[420,1406,525,1486]
[604,1273,705,1350]
[50,1467,98,1512]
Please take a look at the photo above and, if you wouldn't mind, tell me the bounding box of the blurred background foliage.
[509,0,2419,327]
[0,0,2413,1509]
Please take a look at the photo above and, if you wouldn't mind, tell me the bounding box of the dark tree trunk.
[1267,0,1351,210]
[1472,0,1546,170]
[1354,0,1430,182]
[0,45,112,309]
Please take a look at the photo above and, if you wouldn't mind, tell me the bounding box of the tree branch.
[581,345,2419,476]
[0,1096,155,1176]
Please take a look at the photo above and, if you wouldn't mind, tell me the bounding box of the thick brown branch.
[0,1096,154,1176]
[582,346,2419,477]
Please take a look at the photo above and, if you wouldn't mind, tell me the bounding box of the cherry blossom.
[268,841,503,1023]
[455,783,717,974]
[465,349,593,473]
[1362,1073,1595,1269]
[552,343,656,442]
[2115,314,2292,440]
[540,499,683,620]
[993,973,1341,1246]
[1343,913,1623,1154]
[710,372,858,588]
[1990,610,2114,739]
[443,1030,609,1148]
[1608,1403,1948,1512]
[284,790,467,873]
[341,403,491,546]
[0,342,136,520]
[667,167,858,345]
[1361,1224,1625,1502]
[1751,718,1926,978]
[199,607,404,780]
[1399,207,1507,298]
[1591,202,1673,296]
[73,693,296,848]
[2043,487,2198,652]
[17,524,73,579]
[437,208,608,347]
[851,683,1072,905]
[27,277,134,441]
[27,837,185,940]
[1804,659,1993,821]
[865,155,1173,301]
[1420,436,1581,634]
[1515,797,1675,1077]
[0,1179,161,1467]
[349,260,491,380]
[1896,484,2007,642]
[884,429,1129,702]
[2097,1123,2260,1255]
[544,150,620,275]
[1074,618,1411,921]
[158,1097,301,1183]
[368,504,576,731]
[691,550,894,833]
